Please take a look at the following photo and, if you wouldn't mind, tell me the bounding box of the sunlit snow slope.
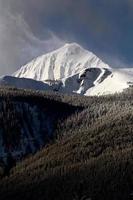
[10,43,133,95]
[13,43,110,81]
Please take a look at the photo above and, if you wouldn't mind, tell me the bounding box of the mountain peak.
[63,42,84,50]
[63,42,82,48]
[13,42,110,81]
[58,42,85,57]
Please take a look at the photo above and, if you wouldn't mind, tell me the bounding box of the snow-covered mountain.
[13,43,110,81]
[5,43,133,95]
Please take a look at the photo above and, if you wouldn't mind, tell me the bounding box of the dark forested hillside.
[0,87,133,200]
[0,87,81,165]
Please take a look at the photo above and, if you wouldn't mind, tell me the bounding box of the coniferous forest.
[0,86,132,200]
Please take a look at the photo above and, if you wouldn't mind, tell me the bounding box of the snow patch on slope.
[85,69,133,96]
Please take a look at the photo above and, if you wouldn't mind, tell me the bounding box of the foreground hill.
[0,87,133,200]
[0,87,80,163]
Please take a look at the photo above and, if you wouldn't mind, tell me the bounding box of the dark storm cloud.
[0,0,133,75]
[19,0,110,40]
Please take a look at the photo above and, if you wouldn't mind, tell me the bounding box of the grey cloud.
[0,0,64,75]
[6,0,110,39]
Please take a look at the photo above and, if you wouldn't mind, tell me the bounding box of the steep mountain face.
[5,43,133,95]
[13,43,110,81]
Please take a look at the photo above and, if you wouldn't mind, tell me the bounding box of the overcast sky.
[0,0,133,75]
